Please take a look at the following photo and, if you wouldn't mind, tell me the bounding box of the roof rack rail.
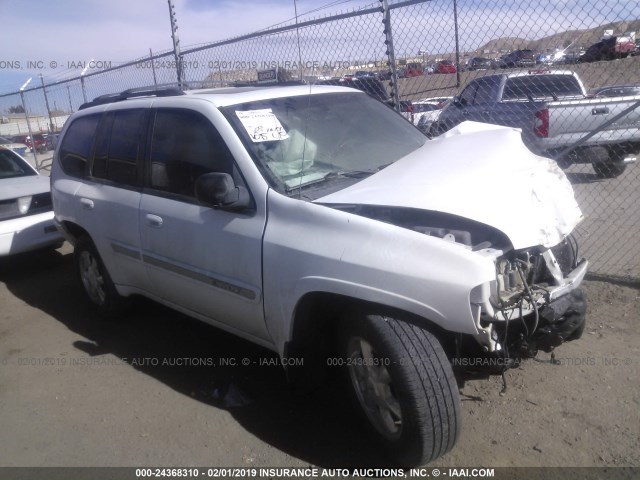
[79,84,185,110]
[230,80,306,88]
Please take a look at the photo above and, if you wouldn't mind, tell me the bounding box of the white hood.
[317,122,583,250]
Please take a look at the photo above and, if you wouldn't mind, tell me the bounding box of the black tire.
[74,236,129,317]
[338,311,460,467]
[592,161,627,179]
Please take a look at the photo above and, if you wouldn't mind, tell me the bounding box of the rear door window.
[91,109,147,187]
[459,82,478,106]
[471,77,500,105]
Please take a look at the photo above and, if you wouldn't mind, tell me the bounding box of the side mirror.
[195,172,251,211]
[452,96,465,107]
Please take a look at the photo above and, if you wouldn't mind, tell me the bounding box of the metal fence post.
[453,0,461,88]
[39,74,55,133]
[150,49,158,87]
[381,0,400,112]
[80,75,88,104]
[19,78,38,167]
[168,0,184,88]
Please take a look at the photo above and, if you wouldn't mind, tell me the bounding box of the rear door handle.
[592,107,609,115]
[145,214,164,228]
[79,198,94,210]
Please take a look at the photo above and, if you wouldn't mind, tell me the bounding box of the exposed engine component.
[467,236,587,373]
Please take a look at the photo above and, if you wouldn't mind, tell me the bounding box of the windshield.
[222,91,426,195]
[0,149,36,178]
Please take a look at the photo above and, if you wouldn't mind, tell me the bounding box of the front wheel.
[74,236,129,317]
[339,311,460,467]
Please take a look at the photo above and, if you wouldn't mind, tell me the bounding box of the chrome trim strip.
[142,254,257,301]
[111,242,141,260]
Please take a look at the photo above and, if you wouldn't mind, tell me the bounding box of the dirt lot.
[0,243,638,469]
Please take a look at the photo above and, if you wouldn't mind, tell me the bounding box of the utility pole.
[167,0,184,88]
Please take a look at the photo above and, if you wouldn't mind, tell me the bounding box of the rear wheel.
[74,236,129,317]
[339,311,460,467]
[593,161,627,179]
[588,146,628,179]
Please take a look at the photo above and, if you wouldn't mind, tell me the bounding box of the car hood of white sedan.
[316,121,583,250]
[0,174,51,201]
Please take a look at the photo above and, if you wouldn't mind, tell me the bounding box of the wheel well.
[284,292,455,384]
[60,221,91,245]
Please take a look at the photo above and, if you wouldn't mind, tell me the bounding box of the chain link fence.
[1,0,639,280]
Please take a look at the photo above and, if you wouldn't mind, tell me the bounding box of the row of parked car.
[399,37,640,77]
[0,132,59,155]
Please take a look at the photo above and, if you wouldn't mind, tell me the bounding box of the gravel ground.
[0,244,638,469]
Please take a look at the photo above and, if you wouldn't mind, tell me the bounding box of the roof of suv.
[79,84,361,111]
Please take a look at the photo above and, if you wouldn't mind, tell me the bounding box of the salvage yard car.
[0,146,63,255]
[0,136,29,156]
[51,84,588,467]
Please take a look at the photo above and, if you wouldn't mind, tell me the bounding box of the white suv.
[52,85,588,467]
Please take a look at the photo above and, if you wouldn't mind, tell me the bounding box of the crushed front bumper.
[470,244,588,357]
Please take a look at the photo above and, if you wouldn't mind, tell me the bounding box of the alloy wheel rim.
[347,336,402,440]
[79,251,106,305]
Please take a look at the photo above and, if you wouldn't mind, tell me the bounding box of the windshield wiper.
[285,165,388,193]
[335,169,377,178]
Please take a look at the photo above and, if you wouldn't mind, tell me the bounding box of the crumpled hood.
[316,121,583,250]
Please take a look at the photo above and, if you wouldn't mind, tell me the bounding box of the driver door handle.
[145,214,164,228]
[79,198,94,210]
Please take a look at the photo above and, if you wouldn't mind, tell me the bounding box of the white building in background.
[0,114,70,137]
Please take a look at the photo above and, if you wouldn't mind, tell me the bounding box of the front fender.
[262,192,497,356]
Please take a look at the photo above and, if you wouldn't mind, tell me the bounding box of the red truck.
[11,134,47,153]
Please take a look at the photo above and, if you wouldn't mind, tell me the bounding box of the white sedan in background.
[0,147,63,255]
[413,97,452,135]
[0,136,29,156]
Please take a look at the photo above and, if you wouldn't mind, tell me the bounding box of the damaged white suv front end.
[318,121,587,366]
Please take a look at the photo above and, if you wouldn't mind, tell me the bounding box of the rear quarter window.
[59,114,101,178]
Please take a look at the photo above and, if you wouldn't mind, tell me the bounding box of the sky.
[0,0,637,102]
[0,0,378,93]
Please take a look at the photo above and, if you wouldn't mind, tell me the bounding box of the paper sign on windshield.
[236,109,289,142]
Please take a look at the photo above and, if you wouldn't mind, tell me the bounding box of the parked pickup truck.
[431,70,640,178]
